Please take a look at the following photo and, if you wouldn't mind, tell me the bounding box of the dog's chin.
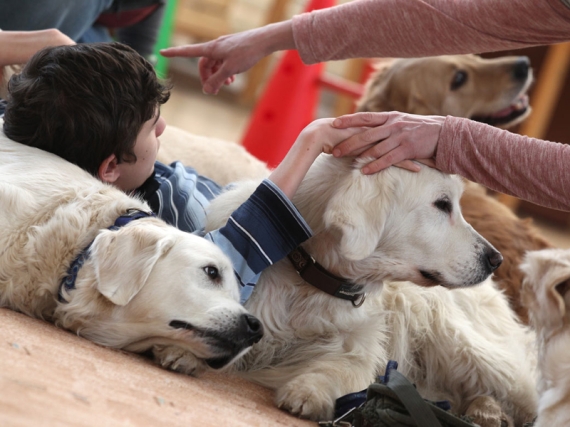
[205,346,252,370]
[414,269,491,289]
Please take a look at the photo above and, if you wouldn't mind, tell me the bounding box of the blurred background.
[157,0,570,247]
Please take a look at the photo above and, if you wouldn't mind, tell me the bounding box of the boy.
[2,42,364,303]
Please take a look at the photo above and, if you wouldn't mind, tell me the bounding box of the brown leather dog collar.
[287,246,366,307]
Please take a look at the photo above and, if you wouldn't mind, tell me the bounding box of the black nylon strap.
[385,370,443,427]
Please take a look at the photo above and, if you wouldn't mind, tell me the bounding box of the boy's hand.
[295,118,369,156]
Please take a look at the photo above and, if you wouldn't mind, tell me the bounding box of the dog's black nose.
[486,249,503,271]
[242,313,264,343]
[512,57,530,81]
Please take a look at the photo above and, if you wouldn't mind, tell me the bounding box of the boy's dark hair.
[3,42,170,176]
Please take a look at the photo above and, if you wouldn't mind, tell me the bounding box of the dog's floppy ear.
[521,250,570,327]
[323,172,389,260]
[554,279,570,321]
[90,224,175,306]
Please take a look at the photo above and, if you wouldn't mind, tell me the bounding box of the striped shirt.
[136,161,313,303]
[0,99,5,118]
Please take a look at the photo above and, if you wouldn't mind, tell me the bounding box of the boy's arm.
[147,161,312,304]
[0,29,74,67]
[203,179,312,303]
[267,118,368,198]
[150,120,368,304]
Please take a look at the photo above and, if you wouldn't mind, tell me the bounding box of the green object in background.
[153,0,179,79]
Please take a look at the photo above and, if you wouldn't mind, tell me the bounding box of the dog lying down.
[154,154,537,426]
[357,53,552,325]
[521,249,570,427]
[0,134,263,370]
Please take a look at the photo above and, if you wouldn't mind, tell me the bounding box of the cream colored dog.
[0,133,264,371]
[521,249,570,427]
[355,54,551,326]
[155,154,537,425]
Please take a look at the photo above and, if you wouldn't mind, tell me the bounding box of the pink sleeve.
[292,0,570,64]
[436,116,570,212]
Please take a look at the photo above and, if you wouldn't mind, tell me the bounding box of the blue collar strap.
[58,209,156,303]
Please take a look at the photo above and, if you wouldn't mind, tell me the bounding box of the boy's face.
[113,110,166,191]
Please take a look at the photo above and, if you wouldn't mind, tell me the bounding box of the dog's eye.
[450,70,468,90]
[434,198,452,214]
[203,266,220,280]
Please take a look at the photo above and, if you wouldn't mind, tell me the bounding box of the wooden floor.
[0,308,316,427]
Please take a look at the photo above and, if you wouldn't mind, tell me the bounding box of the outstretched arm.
[0,29,74,67]
[160,0,570,95]
[160,21,294,95]
[332,111,570,211]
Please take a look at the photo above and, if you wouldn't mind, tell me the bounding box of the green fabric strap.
[385,370,443,427]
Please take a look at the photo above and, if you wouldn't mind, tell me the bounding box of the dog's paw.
[151,345,206,376]
[275,373,337,421]
[465,396,513,427]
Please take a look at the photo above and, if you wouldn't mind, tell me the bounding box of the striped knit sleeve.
[203,179,313,304]
[149,161,222,233]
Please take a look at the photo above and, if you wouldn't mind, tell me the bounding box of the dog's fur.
[521,249,570,426]
[357,54,553,324]
[0,132,264,371]
[156,125,270,186]
[156,154,537,425]
[357,54,533,128]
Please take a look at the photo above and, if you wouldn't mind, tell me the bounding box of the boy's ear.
[98,154,121,184]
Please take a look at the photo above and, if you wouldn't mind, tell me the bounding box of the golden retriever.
[357,54,532,128]
[521,249,570,426]
[156,154,537,426]
[357,54,552,324]
[0,131,264,372]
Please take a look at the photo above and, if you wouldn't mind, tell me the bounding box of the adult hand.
[332,112,445,174]
[160,21,295,95]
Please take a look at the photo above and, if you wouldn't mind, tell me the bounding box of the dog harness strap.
[288,246,366,306]
[58,208,156,303]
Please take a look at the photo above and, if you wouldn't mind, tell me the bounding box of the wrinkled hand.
[331,112,445,174]
[161,29,274,94]
[161,21,294,95]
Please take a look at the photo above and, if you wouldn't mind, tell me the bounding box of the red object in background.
[240,0,334,169]
[96,4,160,28]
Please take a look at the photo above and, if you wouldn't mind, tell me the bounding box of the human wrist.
[260,20,295,55]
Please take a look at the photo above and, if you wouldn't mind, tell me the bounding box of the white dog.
[0,133,263,371]
[156,154,537,425]
[521,249,570,427]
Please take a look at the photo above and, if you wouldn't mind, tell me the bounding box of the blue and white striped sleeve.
[203,179,313,304]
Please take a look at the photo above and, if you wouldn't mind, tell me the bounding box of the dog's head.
[357,54,532,128]
[521,248,570,335]
[293,155,502,289]
[57,219,263,371]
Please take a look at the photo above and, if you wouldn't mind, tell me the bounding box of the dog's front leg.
[273,357,378,421]
[151,345,207,376]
